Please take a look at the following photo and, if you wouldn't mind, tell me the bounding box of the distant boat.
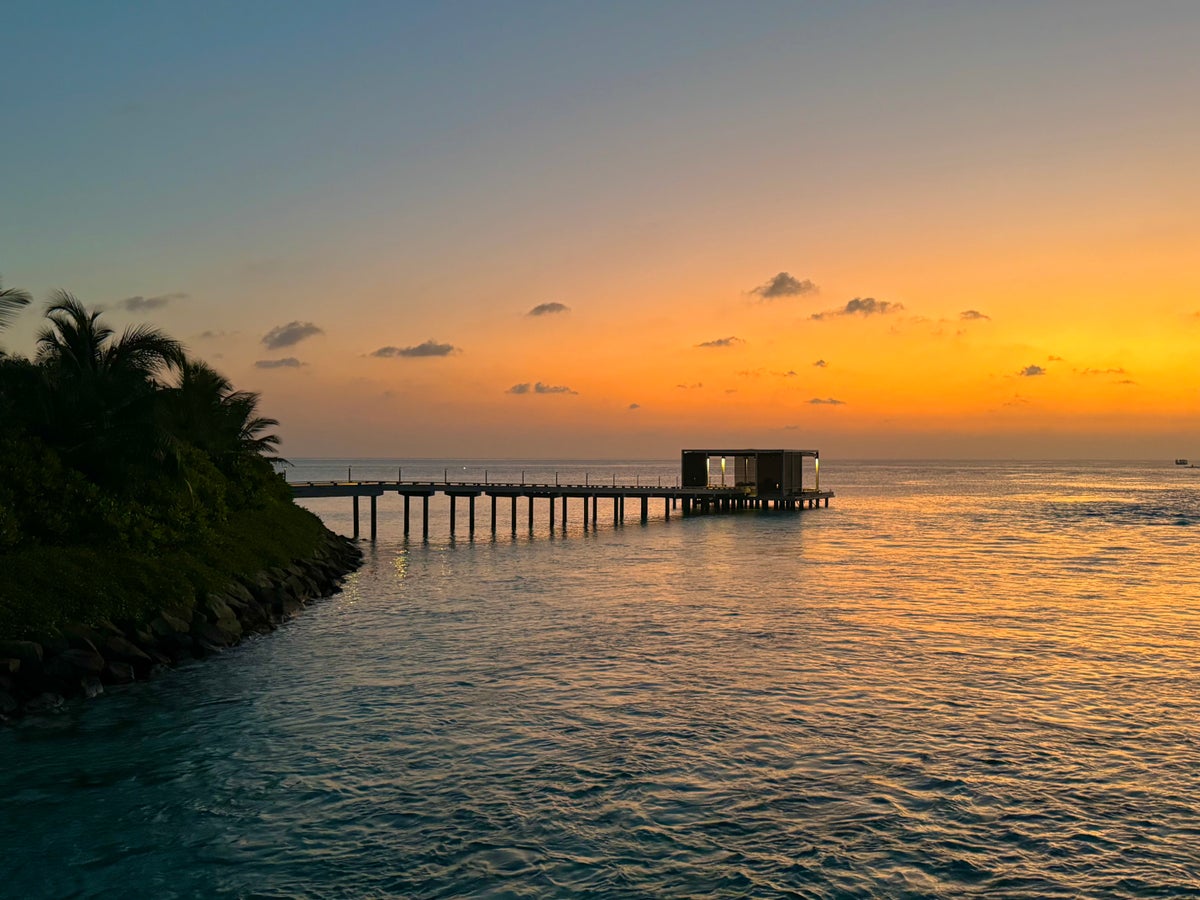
[1176,458,1190,466]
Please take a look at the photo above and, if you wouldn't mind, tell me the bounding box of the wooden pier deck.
[289,478,834,541]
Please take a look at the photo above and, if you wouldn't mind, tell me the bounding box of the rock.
[0,690,17,716]
[103,661,135,684]
[39,633,70,656]
[61,623,104,653]
[54,648,106,677]
[213,613,242,642]
[193,622,233,648]
[202,594,235,621]
[150,612,190,638]
[0,641,43,665]
[100,634,151,667]
[0,658,19,675]
[81,677,104,699]
[24,692,64,713]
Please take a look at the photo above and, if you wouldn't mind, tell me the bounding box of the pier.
[289,448,833,541]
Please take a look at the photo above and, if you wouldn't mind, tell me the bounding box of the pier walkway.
[289,478,834,541]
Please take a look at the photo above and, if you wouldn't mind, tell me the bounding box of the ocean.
[3,459,1199,898]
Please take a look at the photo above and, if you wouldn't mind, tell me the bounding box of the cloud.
[197,329,234,340]
[1020,365,1046,377]
[675,382,703,389]
[262,321,323,349]
[750,272,818,300]
[120,292,188,312]
[1047,355,1064,362]
[782,370,798,377]
[813,359,827,368]
[1116,379,1137,385]
[811,297,903,320]
[697,336,743,348]
[508,381,577,395]
[528,302,570,316]
[628,402,641,409]
[1079,367,1127,376]
[808,397,846,405]
[254,357,305,369]
[371,340,458,358]
[959,309,990,321]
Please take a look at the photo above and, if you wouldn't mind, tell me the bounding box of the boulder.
[24,692,64,713]
[0,658,19,676]
[0,641,43,665]
[61,623,104,653]
[54,648,106,677]
[81,677,104,699]
[0,690,17,717]
[100,634,152,667]
[150,612,190,638]
[103,661,135,685]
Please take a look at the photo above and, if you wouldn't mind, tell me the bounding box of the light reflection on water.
[3,460,1200,897]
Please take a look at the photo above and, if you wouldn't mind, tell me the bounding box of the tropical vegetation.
[0,279,327,637]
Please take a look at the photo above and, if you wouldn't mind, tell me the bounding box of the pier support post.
[641,496,648,523]
[352,495,360,539]
[592,496,598,526]
[665,497,670,519]
[450,495,457,536]
[613,496,619,526]
[370,494,377,542]
[422,496,429,541]
[562,494,568,529]
[491,495,497,534]
[582,496,588,530]
[511,496,517,533]
[469,495,476,537]
[528,496,534,532]
[404,494,410,537]
[549,495,556,531]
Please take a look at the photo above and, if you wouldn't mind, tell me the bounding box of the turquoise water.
[4,460,1200,897]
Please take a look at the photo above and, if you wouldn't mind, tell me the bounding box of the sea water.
[2,460,1199,897]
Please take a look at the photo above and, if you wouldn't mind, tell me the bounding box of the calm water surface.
[3,460,1200,898]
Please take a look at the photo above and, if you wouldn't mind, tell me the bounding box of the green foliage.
[0,284,316,638]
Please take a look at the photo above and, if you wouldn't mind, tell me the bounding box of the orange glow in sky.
[3,5,1198,458]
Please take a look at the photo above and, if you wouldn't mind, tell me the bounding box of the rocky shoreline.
[0,530,362,722]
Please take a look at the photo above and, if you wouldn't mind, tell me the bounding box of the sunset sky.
[3,2,1198,458]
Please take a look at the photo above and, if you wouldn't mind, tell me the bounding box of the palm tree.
[34,293,184,480]
[164,358,282,464]
[0,277,31,350]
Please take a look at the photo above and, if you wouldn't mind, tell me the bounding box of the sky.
[3,1,1198,459]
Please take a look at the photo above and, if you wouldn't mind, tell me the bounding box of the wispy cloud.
[676,382,703,390]
[808,397,846,405]
[1079,367,1127,376]
[1047,355,1064,362]
[959,309,990,321]
[262,321,323,349]
[811,297,903,320]
[528,302,570,316]
[750,272,818,300]
[697,336,743,348]
[508,381,578,395]
[813,359,827,368]
[1020,365,1046,377]
[197,329,234,340]
[254,357,305,369]
[120,292,188,312]
[371,340,458,358]
[628,402,641,410]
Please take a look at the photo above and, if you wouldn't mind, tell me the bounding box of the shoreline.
[0,528,362,722]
